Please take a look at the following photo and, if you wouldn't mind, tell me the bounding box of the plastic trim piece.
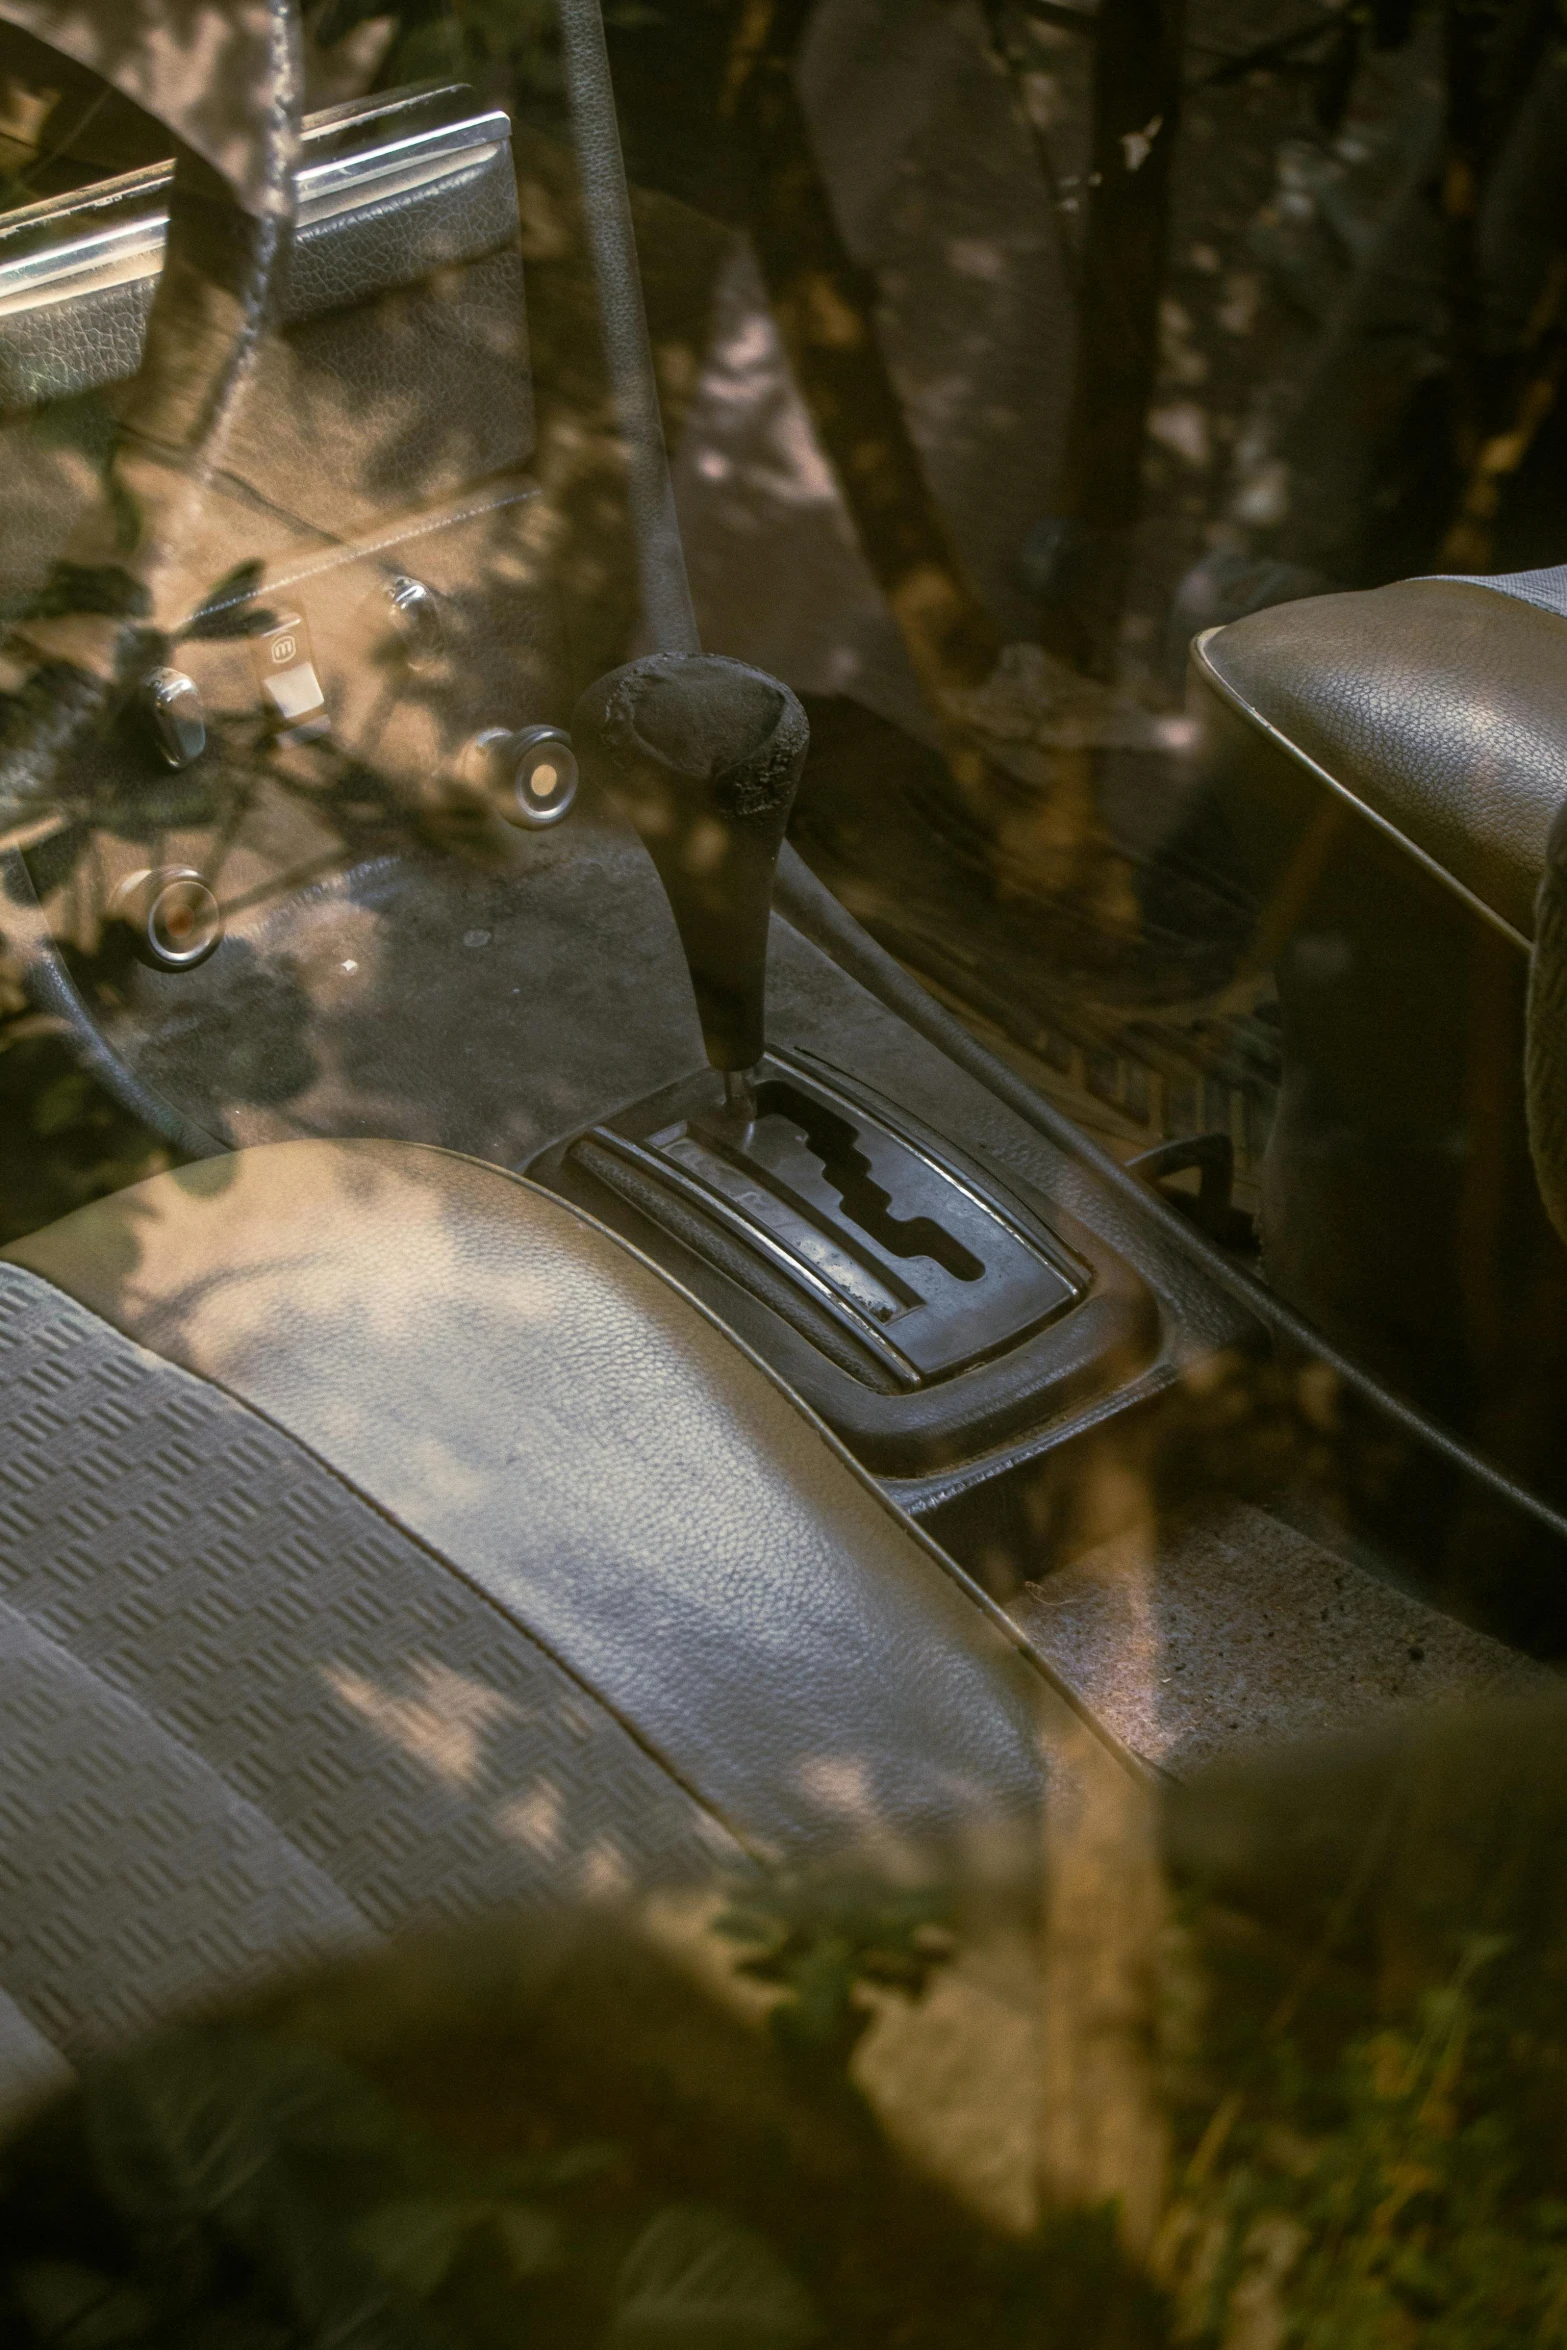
[0,106,509,319]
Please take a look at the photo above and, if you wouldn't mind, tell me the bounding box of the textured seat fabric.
[0,1259,731,2091]
[1193,571,1567,942]
[0,1138,1074,2106]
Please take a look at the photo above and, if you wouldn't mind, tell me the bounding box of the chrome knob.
[460,725,579,829]
[140,667,206,769]
[110,867,223,971]
[383,574,445,669]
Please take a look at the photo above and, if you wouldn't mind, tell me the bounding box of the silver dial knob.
[110,867,223,972]
[140,668,206,770]
[460,726,579,829]
[383,574,445,669]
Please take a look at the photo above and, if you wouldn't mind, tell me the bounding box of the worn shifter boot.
[572,653,809,1074]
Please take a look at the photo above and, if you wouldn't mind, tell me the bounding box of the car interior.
[1,0,1566,2150]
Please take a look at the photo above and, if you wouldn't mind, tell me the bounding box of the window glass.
[4,8,1567,2340]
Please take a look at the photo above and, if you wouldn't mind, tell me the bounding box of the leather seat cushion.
[1194,575,1567,940]
[0,1139,1082,2092]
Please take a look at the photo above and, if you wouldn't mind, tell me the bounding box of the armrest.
[1192,574,1567,945]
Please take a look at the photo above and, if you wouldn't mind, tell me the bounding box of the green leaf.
[79,2030,432,2332]
[354,2199,481,2298]
[713,1872,953,2061]
[492,2202,561,2279]
[483,2140,621,2195]
[608,2205,818,2350]
[85,2029,408,2230]
[32,1072,90,1136]
[11,2262,155,2347]
[355,2196,559,2297]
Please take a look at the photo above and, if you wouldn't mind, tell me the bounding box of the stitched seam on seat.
[11,1137,1132,1786]
[0,1260,755,1869]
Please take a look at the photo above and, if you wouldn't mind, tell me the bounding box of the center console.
[17,639,1255,1577]
[524,649,1223,1491]
[534,1046,1156,1476]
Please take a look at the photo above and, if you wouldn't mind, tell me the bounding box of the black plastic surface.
[530,1049,1159,1477]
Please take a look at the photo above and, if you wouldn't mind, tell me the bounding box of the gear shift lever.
[572,653,810,1103]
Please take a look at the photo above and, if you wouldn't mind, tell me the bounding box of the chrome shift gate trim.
[575,1051,1087,1388]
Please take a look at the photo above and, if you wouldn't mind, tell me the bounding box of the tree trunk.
[1049,0,1185,675]
[724,0,1001,738]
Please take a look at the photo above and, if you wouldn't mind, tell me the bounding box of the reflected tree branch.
[1044,0,1185,676]
[721,0,1002,749]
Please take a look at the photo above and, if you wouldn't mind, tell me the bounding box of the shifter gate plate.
[579,1054,1085,1385]
[657,1131,914,1327]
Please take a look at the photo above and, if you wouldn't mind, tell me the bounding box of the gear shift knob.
[572,653,810,1074]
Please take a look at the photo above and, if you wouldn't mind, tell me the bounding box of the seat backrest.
[1187,568,1567,1494]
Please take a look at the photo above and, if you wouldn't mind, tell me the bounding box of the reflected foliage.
[13,1746,1567,2348]
[0,1885,1046,2349]
[715,1872,955,2066]
[1164,1937,1567,2347]
[0,1012,171,1242]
